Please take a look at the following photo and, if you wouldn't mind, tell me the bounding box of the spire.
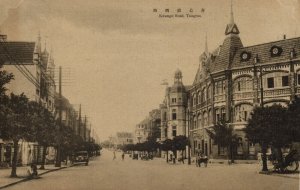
[205,32,208,55]
[230,0,234,24]
[35,31,42,54]
[44,38,47,53]
[225,0,240,35]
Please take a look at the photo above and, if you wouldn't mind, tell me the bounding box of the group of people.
[196,152,208,167]
[113,151,125,161]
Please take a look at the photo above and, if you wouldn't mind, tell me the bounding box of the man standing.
[122,152,125,161]
[113,151,116,160]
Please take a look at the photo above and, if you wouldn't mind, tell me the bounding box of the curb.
[0,166,71,189]
[258,171,300,180]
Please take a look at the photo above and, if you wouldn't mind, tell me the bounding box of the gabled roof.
[232,37,300,69]
[0,42,35,64]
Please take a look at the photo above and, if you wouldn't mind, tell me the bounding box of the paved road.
[6,149,299,190]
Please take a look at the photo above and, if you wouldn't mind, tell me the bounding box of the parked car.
[74,151,89,166]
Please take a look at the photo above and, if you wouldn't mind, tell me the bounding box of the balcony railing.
[214,94,225,102]
[263,88,291,98]
[233,91,254,100]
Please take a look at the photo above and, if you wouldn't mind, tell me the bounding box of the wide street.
[4,149,299,190]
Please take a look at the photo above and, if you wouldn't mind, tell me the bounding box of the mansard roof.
[0,42,35,64]
[210,35,243,73]
[231,37,300,69]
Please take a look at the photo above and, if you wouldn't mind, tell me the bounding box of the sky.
[0,0,299,141]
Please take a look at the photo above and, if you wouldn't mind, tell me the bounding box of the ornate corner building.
[187,6,300,160]
[160,6,300,160]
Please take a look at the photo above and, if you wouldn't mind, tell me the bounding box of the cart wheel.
[286,161,299,172]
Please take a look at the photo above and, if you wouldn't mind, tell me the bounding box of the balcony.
[214,94,225,102]
[233,91,254,100]
[263,87,291,98]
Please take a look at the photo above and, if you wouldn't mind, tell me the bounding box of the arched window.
[208,109,212,125]
[237,138,243,155]
[233,77,252,92]
[197,113,201,128]
[193,116,197,129]
[203,112,208,127]
[201,88,206,102]
[198,92,201,104]
[207,85,211,101]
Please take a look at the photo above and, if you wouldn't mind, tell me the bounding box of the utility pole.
[89,124,92,142]
[260,65,264,107]
[78,104,81,137]
[55,66,62,167]
[187,109,191,165]
[84,115,87,141]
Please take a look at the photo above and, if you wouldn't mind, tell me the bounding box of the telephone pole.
[55,66,62,167]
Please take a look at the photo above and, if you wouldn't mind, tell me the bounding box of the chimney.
[283,34,286,40]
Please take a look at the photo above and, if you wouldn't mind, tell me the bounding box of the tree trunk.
[40,145,47,170]
[10,139,18,177]
[276,147,284,172]
[261,143,268,172]
[166,151,168,163]
[227,146,231,164]
[230,144,235,164]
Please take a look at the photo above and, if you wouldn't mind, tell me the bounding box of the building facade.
[160,69,189,142]
[1,33,56,165]
[187,7,300,159]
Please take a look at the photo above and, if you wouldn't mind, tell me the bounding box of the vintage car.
[74,151,89,166]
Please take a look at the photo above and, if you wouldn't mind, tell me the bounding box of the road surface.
[6,149,299,190]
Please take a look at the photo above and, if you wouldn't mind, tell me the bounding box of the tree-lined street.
[4,149,299,190]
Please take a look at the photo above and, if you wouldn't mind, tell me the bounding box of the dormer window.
[240,51,251,62]
[270,46,283,57]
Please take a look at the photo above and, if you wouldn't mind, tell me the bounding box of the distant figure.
[198,152,208,167]
[122,152,125,161]
[27,163,38,179]
[113,151,116,160]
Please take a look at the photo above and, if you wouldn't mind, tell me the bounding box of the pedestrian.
[122,152,125,161]
[27,163,38,179]
[113,151,116,160]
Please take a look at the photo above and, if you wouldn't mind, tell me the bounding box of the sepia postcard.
[0,0,299,190]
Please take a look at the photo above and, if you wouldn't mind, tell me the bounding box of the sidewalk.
[0,164,70,189]
[155,156,299,180]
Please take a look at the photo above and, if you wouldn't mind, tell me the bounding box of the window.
[234,104,252,122]
[172,109,177,120]
[249,142,255,155]
[172,126,177,137]
[207,86,211,100]
[298,74,300,85]
[282,76,289,87]
[234,77,252,92]
[237,138,243,155]
[163,112,167,120]
[197,114,201,128]
[215,81,224,94]
[171,98,176,103]
[221,108,226,120]
[267,77,274,88]
[215,109,220,122]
